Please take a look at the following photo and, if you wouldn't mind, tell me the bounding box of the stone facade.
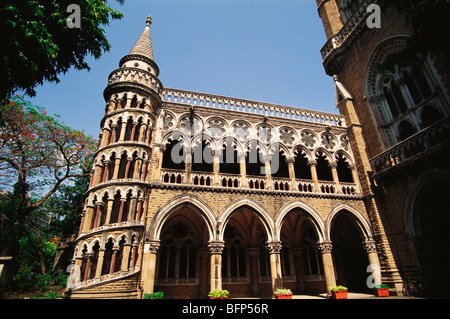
[316,0,450,298]
[65,1,450,299]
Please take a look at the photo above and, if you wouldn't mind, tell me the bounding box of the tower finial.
[146,15,152,27]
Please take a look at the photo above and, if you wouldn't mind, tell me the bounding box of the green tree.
[0,95,96,276]
[0,0,125,100]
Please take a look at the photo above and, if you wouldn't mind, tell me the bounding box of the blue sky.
[29,0,335,138]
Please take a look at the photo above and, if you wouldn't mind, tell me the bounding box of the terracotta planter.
[373,288,389,297]
[209,297,228,299]
[275,294,293,299]
[331,290,348,299]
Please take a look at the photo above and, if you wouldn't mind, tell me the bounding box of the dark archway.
[154,205,209,299]
[280,208,326,295]
[222,206,270,298]
[331,211,370,293]
[408,175,450,297]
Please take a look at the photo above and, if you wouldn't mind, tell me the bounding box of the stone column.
[350,164,362,193]
[121,243,132,272]
[104,199,114,225]
[130,122,138,141]
[264,155,273,190]
[308,160,320,192]
[109,124,117,144]
[184,146,192,184]
[109,247,118,274]
[81,205,95,233]
[142,240,160,295]
[317,241,337,295]
[92,163,103,186]
[101,160,111,183]
[95,248,106,279]
[124,157,132,179]
[208,241,225,291]
[118,120,127,142]
[267,242,283,291]
[82,253,92,282]
[117,198,127,223]
[92,203,104,229]
[287,157,298,191]
[112,156,121,180]
[329,162,342,193]
[213,152,221,186]
[130,242,139,270]
[363,239,382,286]
[238,152,248,188]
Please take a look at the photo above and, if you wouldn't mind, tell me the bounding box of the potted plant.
[273,288,293,299]
[208,289,230,299]
[372,284,389,297]
[330,286,348,299]
[143,291,164,299]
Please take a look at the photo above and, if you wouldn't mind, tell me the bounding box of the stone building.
[65,1,450,299]
[317,0,450,298]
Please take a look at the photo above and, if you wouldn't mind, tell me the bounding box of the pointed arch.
[146,194,216,242]
[325,202,373,241]
[274,200,326,242]
[217,197,275,242]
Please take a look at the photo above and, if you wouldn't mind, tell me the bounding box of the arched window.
[398,121,418,141]
[315,152,333,181]
[365,37,449,148]
[158,221,199,283]
[335,154,354,183]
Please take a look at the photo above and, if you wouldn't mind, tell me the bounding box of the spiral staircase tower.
[66,16,163,298]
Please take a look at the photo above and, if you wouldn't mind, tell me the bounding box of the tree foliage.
[0,0,125,100]
[0,96,96,276]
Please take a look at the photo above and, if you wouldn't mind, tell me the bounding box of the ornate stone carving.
[208,241,225,254]
[300,130,317,148]
[266,242,282,254]
[317,241,333,254]
[279,127,295,145]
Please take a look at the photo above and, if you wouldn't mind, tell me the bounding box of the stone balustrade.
[160,168,360,196]
[108,67,163,94]
[320,0,377,61]
[162,88,345,127]
[369,117,450,176]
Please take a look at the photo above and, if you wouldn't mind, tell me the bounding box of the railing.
[108,67,163,94]
[320,0,377,61]
[192,171,213,186]
[68,267,140,290]
[369,117,450,175]
[162,88,345,127]
[161,168,185,184]
[160,169,360,195]
[319,181,336,194]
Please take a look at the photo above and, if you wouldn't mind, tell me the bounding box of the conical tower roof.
[129,15,155,61]
[119,15,159,76]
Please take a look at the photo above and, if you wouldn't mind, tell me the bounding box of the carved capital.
[145,240,160,254]
[208,241,225,254]
[317,241,333,254]
[266,241,282,254]
[362,240,377,254]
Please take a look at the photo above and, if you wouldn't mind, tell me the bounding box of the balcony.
[160,168,360,196]
[369,117,450,177]
[320,0,378,73]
